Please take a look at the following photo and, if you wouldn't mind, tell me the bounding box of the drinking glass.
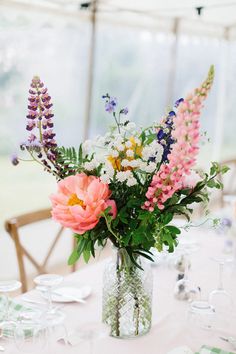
[33,274,65,326]
[14,310,48,352]
[76,322,109,354]
[174,253,200,301]
[0,280,22,339]
[187,300,215,330]
[209,259,233,313]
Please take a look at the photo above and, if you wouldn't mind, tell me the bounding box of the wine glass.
[0,280,22,339]
[173,253,200,301]
[14,310,48,352]
[209,259,233,313]
[34,274,65,326]
[187,300,215,330]
[76,322,109,354]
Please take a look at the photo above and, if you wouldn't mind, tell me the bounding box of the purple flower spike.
[26,76,57,147]
[11,154,19,166]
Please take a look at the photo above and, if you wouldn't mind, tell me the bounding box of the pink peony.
[50,173,117,234]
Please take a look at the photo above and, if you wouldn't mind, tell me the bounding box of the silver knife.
[220,336,236,349]
[51,290,86,303]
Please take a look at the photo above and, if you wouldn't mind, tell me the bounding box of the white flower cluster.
[81,123,164,188]
[116,171,137,186]
[100,161,115,184]
[142,140,163,163]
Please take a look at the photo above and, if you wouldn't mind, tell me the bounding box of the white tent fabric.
[1,0,236,38]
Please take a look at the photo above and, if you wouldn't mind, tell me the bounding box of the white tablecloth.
[4,228,236,354]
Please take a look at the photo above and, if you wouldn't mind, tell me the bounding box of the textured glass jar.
[102,248,153,339]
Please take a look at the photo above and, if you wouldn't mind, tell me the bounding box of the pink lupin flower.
[144,66,214,211]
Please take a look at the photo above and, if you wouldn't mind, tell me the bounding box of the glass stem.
[218,262,224,291]
[89,339,94,354]
[5,294,9,321]
[115,253,121,337]
[48,288,53,312]
[184,256,189,281]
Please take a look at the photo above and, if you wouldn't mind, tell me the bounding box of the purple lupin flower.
[23,76,60,174]
[14,76,61,178]
[26,76,57,152]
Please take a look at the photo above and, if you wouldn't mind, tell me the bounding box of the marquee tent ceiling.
[1,0,236,37]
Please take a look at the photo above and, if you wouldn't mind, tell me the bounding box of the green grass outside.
[0,156,56,232]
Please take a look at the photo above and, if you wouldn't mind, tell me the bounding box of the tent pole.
[83,0,98,141]
[212,27,230,160]
[166,17,180,106]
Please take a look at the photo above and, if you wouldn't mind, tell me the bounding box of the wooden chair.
[219,159,236,207]
[5,208,76,293]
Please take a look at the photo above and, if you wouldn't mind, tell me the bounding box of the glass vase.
[102,248,153,339]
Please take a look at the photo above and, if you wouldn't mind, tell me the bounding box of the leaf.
[162,232,177,253]
[162,213,173,225]
[127,251,144,270]
[79,144,83,163]
[83,249,91,263]
[145,133,157,145]
[221,165,230,175]
[90,241,96,258]
[133,250,154,262]
[68,249,80,265]
[179,189,191,196]
[122,232,132,247]
[210,162,218,176]
[132,230,145,245]
[165,225,181,235]
[77,237,87,256]
[207,179,217,188]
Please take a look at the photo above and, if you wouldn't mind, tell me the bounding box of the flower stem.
[102,211,120,244]
[115,254,121,337]
[134,294,140,336]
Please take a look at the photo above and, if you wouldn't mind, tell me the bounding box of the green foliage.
[68,161,229,269]
[56,145,83,178]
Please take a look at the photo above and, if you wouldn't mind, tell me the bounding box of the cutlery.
[220,336,236,349]
[51,290,86,304]
[35,285,87,303]
[21,297,47,306]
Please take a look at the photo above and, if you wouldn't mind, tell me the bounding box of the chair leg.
[11,228,27,293]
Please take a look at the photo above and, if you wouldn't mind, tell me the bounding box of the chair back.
[5,208,73,293]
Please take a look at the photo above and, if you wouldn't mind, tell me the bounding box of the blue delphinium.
[102,94,117,113]
[157,98,183,163]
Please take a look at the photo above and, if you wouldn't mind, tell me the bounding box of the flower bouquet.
[14,66,228,338]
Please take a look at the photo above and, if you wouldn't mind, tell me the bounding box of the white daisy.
[126,149,134,157]
[126,177,137,186]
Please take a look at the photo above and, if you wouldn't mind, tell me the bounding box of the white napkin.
[58,331,83,346]
[167,346,193,354]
